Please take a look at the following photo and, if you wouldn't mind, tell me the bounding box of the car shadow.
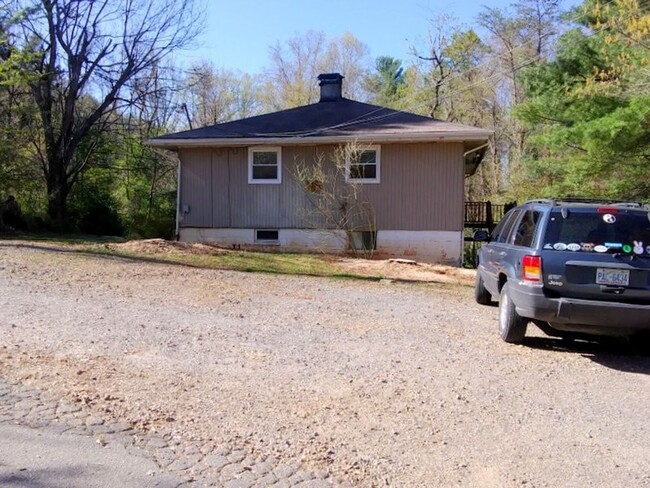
[523,336,650,375]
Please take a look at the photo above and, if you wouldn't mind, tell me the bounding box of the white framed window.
[248,147,282,184]
[345,145,380,183]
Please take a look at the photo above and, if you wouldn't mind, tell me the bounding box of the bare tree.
[262,31,371,110]
[121,61,182,232]
[9,0,204,222]
[293,142,376,257]
[409,15,502,200]
[320,32,370,101]
[184,61,262,127]
[263,30,327,110]
[413,14,457,118]
[412,14,493,122]
[477,0,563,185]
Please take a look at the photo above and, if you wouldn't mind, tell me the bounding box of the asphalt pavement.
[0,378,339,487]
[0,423,184,488]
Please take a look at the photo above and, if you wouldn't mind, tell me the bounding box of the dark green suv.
[474,198,650,343]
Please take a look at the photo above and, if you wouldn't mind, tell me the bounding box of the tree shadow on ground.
[0,241,206,269]
[0,241,379,282]
[523,336,650,375]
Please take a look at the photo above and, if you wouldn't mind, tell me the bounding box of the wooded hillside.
[1,0,648,237]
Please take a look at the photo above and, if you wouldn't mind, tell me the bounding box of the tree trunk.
[46,160,70,222]
[17,0,202,228]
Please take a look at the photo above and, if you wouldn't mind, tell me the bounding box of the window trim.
[248,146,282,184]
[345,145,381,184]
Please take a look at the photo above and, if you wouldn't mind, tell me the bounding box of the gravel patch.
[1,241,649,487]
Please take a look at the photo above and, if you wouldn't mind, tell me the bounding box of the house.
[148,73,491,265]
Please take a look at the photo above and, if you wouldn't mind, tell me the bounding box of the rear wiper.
[613,253,649,260]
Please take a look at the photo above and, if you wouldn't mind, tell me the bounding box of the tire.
[474,272,492,305]
[498,282,528,343]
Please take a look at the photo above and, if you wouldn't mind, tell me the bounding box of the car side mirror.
[473,230,491,242]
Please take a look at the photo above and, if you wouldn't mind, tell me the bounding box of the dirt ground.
[1,240,649,487]
[107,238,477,286]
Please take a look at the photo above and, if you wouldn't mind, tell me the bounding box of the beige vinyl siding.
[180,146,320,229]
[211,148,231,227]
[179,149,212,227]
[179,142,464,232]
[363,143,464,231]
[228,146,320,228]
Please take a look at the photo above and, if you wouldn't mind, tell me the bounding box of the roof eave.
[147,131,492,150]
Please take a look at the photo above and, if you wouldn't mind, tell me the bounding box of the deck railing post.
[486,201,493,232]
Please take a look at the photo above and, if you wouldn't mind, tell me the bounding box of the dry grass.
[2,236,476,285]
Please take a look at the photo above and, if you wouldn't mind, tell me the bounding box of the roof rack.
[523,198,555,205]
[559,197,642,205]
[523,197,646,208]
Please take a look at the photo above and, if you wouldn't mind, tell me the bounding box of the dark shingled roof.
[150,98,491,145]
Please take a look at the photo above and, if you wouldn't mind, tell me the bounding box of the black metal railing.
[463,201,516,267]
[464,201,515,232]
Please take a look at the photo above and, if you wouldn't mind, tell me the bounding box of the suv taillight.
[523,255,542,282]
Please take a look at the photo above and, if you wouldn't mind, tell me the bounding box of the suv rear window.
[543,208,650,255]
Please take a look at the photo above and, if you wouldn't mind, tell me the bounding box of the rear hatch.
[540,206,650,303]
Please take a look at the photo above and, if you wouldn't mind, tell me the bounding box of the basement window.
[249,147,282,184]
[255,229,279,243]
[346,146,380,183]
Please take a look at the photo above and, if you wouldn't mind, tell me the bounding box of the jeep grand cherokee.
[474,198,650,343]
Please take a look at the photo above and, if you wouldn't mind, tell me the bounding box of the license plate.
[596,268,630,286]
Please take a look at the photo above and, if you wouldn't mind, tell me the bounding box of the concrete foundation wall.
[179,228,462,265]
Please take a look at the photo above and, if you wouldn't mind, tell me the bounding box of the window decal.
[603,214,616,224]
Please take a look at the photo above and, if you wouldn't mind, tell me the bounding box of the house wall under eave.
[178,142,464,233]
[179,148,212,227]
[364,143,464,231]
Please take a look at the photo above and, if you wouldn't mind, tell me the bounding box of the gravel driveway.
[1,242,649,487]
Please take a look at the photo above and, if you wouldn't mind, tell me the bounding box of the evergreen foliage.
[516,0,650,200]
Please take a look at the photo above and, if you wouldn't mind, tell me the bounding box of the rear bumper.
[510,282,650,330]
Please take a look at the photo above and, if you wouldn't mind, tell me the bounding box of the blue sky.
[182,0,581,74]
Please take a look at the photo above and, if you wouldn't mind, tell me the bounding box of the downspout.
[175,159,181,241]
[176,103,191,241]
[463,142,489,164]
